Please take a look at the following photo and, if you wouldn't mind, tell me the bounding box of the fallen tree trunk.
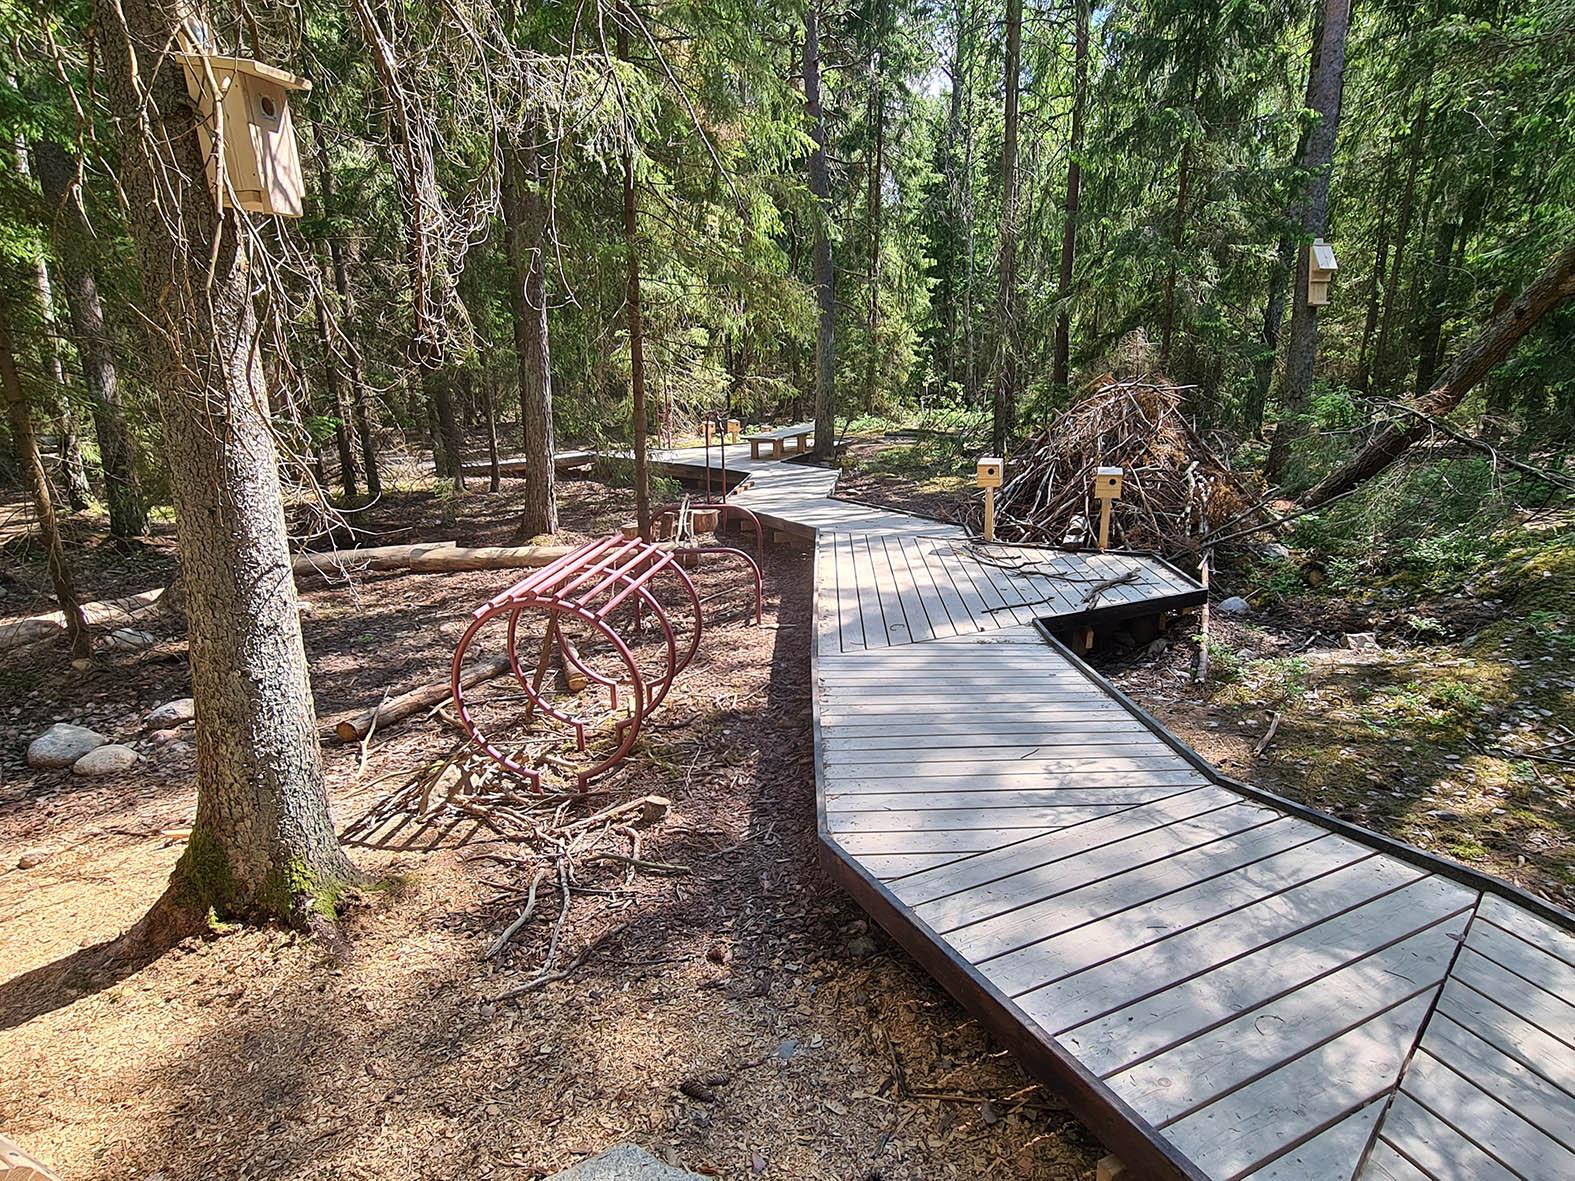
[1304,243,1575,507]
[293,542,574,576]
[331,656,512,743]
[0,587,165,651]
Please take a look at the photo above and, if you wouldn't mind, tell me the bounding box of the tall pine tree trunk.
[1265,0,1352,480]
[993,0,1023,455]
[311,130,380,499]
[97,0,358,930]
[1372,98,1429,396]
[34,140,148,537]
[864,83,884,413]
[805,6,837,460]
[315,287,359,500]
[1,296,90,659]
[502,132,559,536]
[618,11,652,537]
[1051,0,1088,397]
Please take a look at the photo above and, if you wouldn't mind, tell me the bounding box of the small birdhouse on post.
[977,456,1003,542]
[727,419,741,443]
[174,51,312,217]
[1307,238,1338,306]
[1092,466,1123,551]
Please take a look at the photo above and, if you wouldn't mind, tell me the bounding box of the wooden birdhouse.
[976,457,1003,489]
[175,52,311,217]
[1307,238,1338,306]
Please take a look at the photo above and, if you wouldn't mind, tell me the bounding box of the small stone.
[17,849,47,870]
[1343,632,1380,651]
[1217,596,1249,615]
[105,628,157,650]
[27,722,109,768]
[73,743,141,776]
[144,698,195,728]
[149,728,184,746]
[776,1039,800,1060]
[845,935,877,959]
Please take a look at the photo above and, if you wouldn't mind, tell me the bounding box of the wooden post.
[1092,466,1124,551]
[976,456,1003,542]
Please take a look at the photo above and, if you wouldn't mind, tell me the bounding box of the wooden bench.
[745,422,814,460]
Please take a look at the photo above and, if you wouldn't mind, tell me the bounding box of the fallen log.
[0,587,165,652]
[331,656,512,743]
[293,542,574,577]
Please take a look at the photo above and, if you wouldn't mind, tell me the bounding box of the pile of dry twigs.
[995,366,1256,557]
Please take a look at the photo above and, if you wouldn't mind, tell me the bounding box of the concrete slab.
[546,1143,705,1181]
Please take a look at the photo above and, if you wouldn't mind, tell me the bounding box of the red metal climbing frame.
[451,527,762,791]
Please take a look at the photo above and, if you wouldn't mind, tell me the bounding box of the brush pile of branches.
[996,370,1256,557]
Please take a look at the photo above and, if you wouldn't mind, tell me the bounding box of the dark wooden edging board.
[1026,618,1575,935]
[805,533,1575,1181]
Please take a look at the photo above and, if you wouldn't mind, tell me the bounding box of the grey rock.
[106,628,157,650]
[1217,596,1250,615]
[27,722,109,768]
[144,698,195,728]
[776,1038,800,1060]
[73,743,141,776]
[547,1144,705,1181]
[149,728,184,746]
[1343,632,1380,651]
[845,935,877,959]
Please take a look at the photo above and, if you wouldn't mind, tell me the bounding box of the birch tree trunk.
[96,0,359,929]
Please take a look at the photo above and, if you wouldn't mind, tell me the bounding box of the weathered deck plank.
[654,444,1575,1181]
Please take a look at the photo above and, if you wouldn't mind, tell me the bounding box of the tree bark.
[1372,97,1429,395]
[315,287,359,500]
[1352,140,1401,394]
[1264,0,1353,480]
[427,367,466,489]
[1304,243,1575,506]
[311,130,380,499]
[34,140,148,537]
[863,48,884,413]
[805,5,837,460]
[1157,72,1196,374]
[1,296,90,659]
[1410,217,1457,397]
[618,11,652,538]
[993,0,1023,455]
[502,132,559,535]
[97,0,359,928]
[1051,0,1089,397]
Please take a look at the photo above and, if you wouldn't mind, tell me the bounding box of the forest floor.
[1,429,1571,1181]
[0,455,1103,1181]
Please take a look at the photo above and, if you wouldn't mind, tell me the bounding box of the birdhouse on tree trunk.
[1307,238,1338,306]
[174,52,311,217]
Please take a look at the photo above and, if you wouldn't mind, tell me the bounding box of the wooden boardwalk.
[655,444,1575,1181]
